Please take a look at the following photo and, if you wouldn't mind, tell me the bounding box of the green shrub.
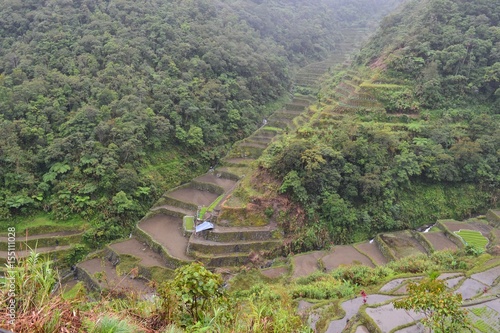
[387,254,437,274]
[87,315,140,333]
[465,244,485,256]
[331,264,394,286]
[291,277,357,299]
[455,230,489,250]
[430,250,468,270]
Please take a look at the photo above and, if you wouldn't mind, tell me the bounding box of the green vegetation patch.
[0,213,86,235]
[199,194,225,219]
[454,230,489,250]
[183,216,194,231]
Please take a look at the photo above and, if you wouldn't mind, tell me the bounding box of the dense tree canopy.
[357,0,500,109]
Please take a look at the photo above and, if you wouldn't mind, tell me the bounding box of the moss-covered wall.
[486,210,500,227]
[133,227,191,270]
[374,234,397,262]
[410,230,435,253]
[436,220,465,248]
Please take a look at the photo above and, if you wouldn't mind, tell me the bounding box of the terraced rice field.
[455,229,489,249]
[292,251,327,278]
[78,258,153,295]
[194,174,237,192]
[109,238,165,267]
[313,264,500,332]
[441,219,492,235]
[138,214,192,261]
[167,187,220,207]
[422,231,459,251]
[321,245,374,271]
[325,295,395,333]
[260,266,288,279]
[355,241,388,265]
[380,231,427,259]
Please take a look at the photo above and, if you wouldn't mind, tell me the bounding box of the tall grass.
[86,315,140,333]
[0,251,83,332]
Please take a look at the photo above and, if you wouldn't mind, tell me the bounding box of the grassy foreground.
[1,246,497,332]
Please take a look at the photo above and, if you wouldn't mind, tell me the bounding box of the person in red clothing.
[361,290,367,304]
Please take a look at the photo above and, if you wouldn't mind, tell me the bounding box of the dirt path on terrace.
[356,242,388,265]
[167,187,220,207]
[78,258,153,294]
[110,238,165,267]
[322,245,374,271]
[0,231,80,242]
[138,214,191,261]
[292,251,327,279]
[423,231,459,251]
[0,245,72,258]
[194,174,237,192]
[442,221,492,235]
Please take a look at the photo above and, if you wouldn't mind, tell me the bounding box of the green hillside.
[2,0,500,332]
[254,0,499,248]
[0,0,403,243]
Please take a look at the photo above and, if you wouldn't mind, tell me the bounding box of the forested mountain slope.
[0,0,404,241]
[357,0,500,108]
[257,0,499,249]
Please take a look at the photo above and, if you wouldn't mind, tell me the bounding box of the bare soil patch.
[322,245,374,271]
[423,231,458,251]
[195,174,237,192]
[167,187,220,207]
[292,251,327,279]
[139,214,191,261]
[110,238,165,267]
[356,242,388,265]
[260,266,288,279]
[78,258,152,294]
[442,221,492,235]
